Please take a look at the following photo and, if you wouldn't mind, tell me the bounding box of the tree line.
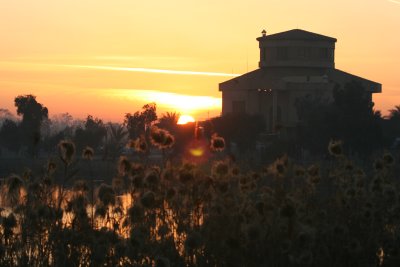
[1,81,400,161]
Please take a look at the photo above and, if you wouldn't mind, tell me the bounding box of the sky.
[1,0,400,122]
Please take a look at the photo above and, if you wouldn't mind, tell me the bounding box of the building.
[219,29,381,133]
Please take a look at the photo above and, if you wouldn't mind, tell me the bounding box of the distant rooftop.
[262,29,337,42]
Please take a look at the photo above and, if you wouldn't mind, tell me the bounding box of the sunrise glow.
[2,2,400,266]
[0,0,399,119]
[107,89,222,117]
[177,115,196,125]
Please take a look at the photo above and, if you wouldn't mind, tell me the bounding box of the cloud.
[59,64,240,77]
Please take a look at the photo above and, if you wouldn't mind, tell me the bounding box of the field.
[1,134,400,267]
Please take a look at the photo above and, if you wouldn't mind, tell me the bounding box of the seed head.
[212,161,229,176]
[140,191,156,208]
[58,140,75,165]
[118,156,131,176]
[134,136,148,153]
[178,168,194,184]
[294,165,305,178]
[73,180,89,193]
[150,126,175,149]
[128,205,144,223]
[374,159,384,171]
[184,231,202,251]
[47,161,57,174]
[307,164,319,177]
[97,184,115,206]
[383,152,395,166]
[165,187,177,200]
[130,163,144,177]
[210,133,225,152]
[328,140,343,157]
[144,170,159,186]
[82,146,94,160]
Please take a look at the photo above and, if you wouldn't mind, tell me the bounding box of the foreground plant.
[1,138,400,267]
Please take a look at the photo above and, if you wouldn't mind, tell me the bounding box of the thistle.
[212,161,229,176]
[140,191,156,208]
[58,140,75,165]
[82,146,94,160]
[210,133,225,152]
[328,139,343,157]
[134,136,148,153]
[118,156,131,176]
[97,184,115,206]
[150,126,175,149]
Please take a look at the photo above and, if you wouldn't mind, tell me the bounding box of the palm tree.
[388,105,400,121]
[158,112,180,132]
[104,123,128,160]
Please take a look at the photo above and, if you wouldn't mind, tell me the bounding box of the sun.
[177,114,195,125]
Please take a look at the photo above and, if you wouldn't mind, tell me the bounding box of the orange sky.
[1,0,399,122]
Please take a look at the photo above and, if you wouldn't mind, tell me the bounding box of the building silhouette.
[219,29,381,133]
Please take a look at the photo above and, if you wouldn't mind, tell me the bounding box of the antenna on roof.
[261,29,267,37]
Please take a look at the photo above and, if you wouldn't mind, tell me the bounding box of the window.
[277,106,282,123]
[299,47,312,59]
[277,47,288,60]
[298,47,306,58]
[268,106,282,131]
[232,101,246,113]
[319,48,328,59]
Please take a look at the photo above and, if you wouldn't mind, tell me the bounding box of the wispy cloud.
[59,64,240,77]
[93,55,190,62]
[388,0,400,5]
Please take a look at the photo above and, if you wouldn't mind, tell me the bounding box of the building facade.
[219,29,381,133]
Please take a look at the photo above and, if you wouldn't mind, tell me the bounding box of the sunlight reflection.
[189,147,204,157]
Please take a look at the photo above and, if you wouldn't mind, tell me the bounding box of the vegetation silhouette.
[296,81,383,156]
[74,115,107,153]
[2,90,400,266]
[1,134,400,266]
[14,95,48,157]
[124,103,157,139]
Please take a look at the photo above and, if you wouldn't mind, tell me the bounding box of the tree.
[388,106,400,122]
[124,103,157,139]
[0,109,16,127]
[296,81,383,156]
[74,115,107,153]
[14,95,48,157]
[295,95,333,154]
[381,105,400,147]
[0,119,20,153]
[50,113,74,134]
[207,113,266,153]
[158,112,179,130]
[104,123,128,160]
